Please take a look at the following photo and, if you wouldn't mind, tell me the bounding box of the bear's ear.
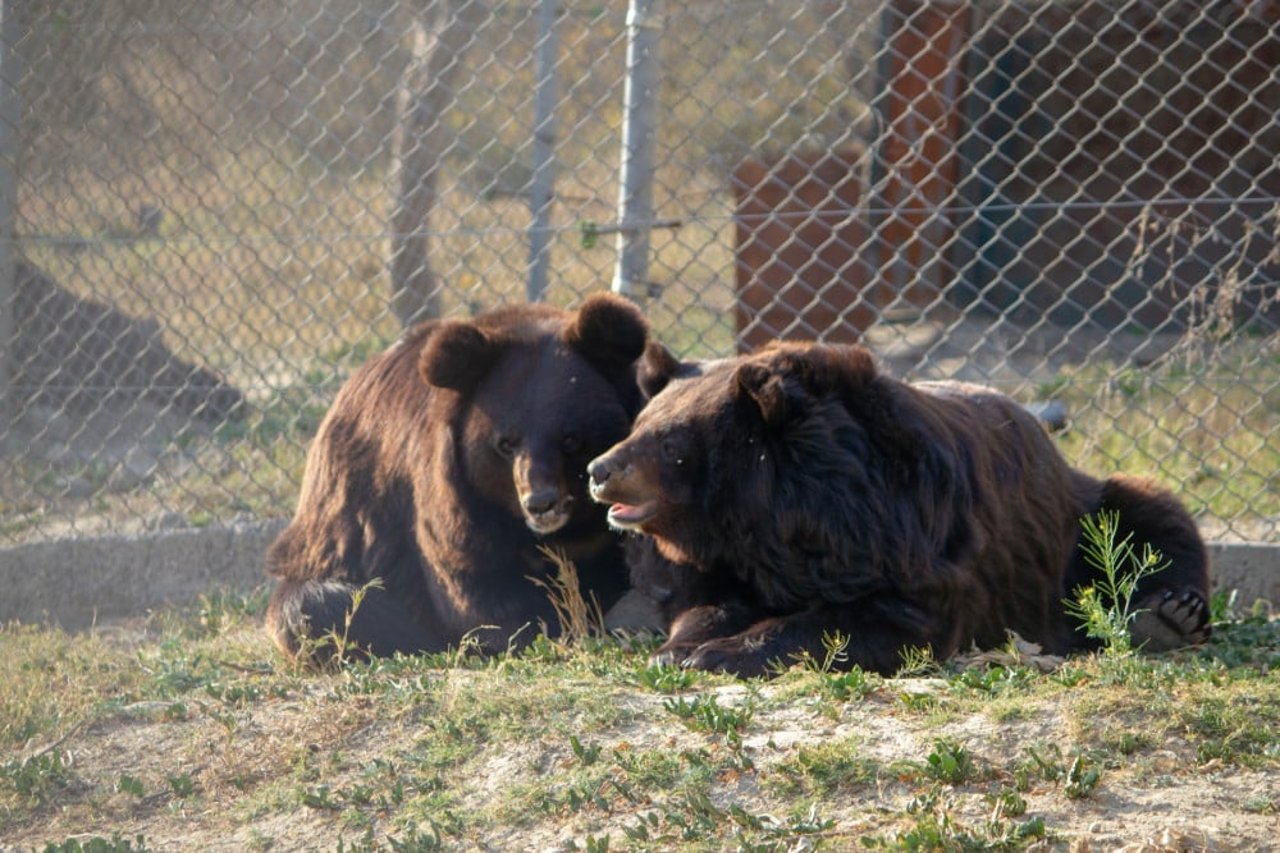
[769,343,876,397]
[734,362,790,428]
[420,320,497,391]
[637,340,681,398]
[564,292,648,371]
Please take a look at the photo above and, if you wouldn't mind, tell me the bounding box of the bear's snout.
[587,450,660,532]
[522,487,563,517]
[520,487,575,535]
[588,453,633,501]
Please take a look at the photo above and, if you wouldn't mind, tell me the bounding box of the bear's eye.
[660,437,681,462]
[560,433,583,455]
[495,436,518,457]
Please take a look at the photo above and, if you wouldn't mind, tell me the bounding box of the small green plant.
[897,690,940,712]
[568,734,602,766]
[949,664,1034,695]
[300,783,340,809]
[790,632,879,702]
[1065,510,1170,655]
[924,738,976,785]
[896,644,939,676]
[115,773,146,798]
[822,667,876,702]
[800,630,850,672]
[1020,744,1067,783]
[1064,754,1101,799]
[1104,730,1152,756]
[1019,744,1101,799]
[1242,795,1277,815]
[1209,588,1239,623]
[582,834,611,853]
[291,578,385,670]
[166,772,196,799]
[635,663,698,693]
[662,693,754,735]
[385,821,445,851]
[862,787,1047,850]
[2,750,77,803]
[728,802,836,849]
[984,786,1028,819]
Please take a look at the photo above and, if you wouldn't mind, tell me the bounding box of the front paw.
[682,637,772,678]
[1131,588,1211,651]
[649,639,701,669]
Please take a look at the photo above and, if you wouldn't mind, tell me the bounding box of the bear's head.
[587,342,880,565]
[420,293,651,537]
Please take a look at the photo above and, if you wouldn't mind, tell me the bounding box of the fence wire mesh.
[0,0,1276,546]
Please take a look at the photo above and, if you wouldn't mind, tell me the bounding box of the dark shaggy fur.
[266,295,651,663]
[589,342,1210,677]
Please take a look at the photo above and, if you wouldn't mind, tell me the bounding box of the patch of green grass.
[765,738,879,797]
[0,625,150,746]
[40,834,150,853]
[862,787,1051,851]
[496,740,726,829]
[1012,743,1102,799]
[1179,692,1280,767]
[947,664,1037,697]
[3,591,1280,848]
[1196,613,1280,668]
[1051,360,1280,530]
[611,746,693,792]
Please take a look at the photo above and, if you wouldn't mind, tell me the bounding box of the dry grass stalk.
[528,546,607,645]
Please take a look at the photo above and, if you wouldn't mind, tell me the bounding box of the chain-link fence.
[0,0,1276,546]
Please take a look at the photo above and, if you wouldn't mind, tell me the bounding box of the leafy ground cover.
[2,587,1278,852]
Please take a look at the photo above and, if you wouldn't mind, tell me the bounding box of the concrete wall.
[0,524,1275,631]
[0,520,286,630]
[1208,542,1280,615]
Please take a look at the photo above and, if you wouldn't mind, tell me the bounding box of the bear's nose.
[587,458,611,489]
[523,489,561,516]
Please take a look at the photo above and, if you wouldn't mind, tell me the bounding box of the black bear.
[266,294,652,662]
[589,342,1210,677]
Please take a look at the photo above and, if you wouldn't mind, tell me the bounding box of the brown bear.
[588,341,1210,677]
[266,294,652,662]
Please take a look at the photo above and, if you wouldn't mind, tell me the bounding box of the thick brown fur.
[266,295,652,663]
[589,342,1210,677]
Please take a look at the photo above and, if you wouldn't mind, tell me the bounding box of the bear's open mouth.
[525,505,573,535]
[606,500,657,530]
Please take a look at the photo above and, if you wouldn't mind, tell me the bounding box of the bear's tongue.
[608,501,654,524]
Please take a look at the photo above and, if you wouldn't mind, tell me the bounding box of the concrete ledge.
[0,519,287,630]
[1209,542,1280,612]
[0,526,1275,632]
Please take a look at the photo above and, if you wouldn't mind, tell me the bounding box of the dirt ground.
[4,623,1279,852]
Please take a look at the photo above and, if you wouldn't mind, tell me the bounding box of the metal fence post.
[0,1,20,413]
[611,0,660,299]
[526,0,560,303]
